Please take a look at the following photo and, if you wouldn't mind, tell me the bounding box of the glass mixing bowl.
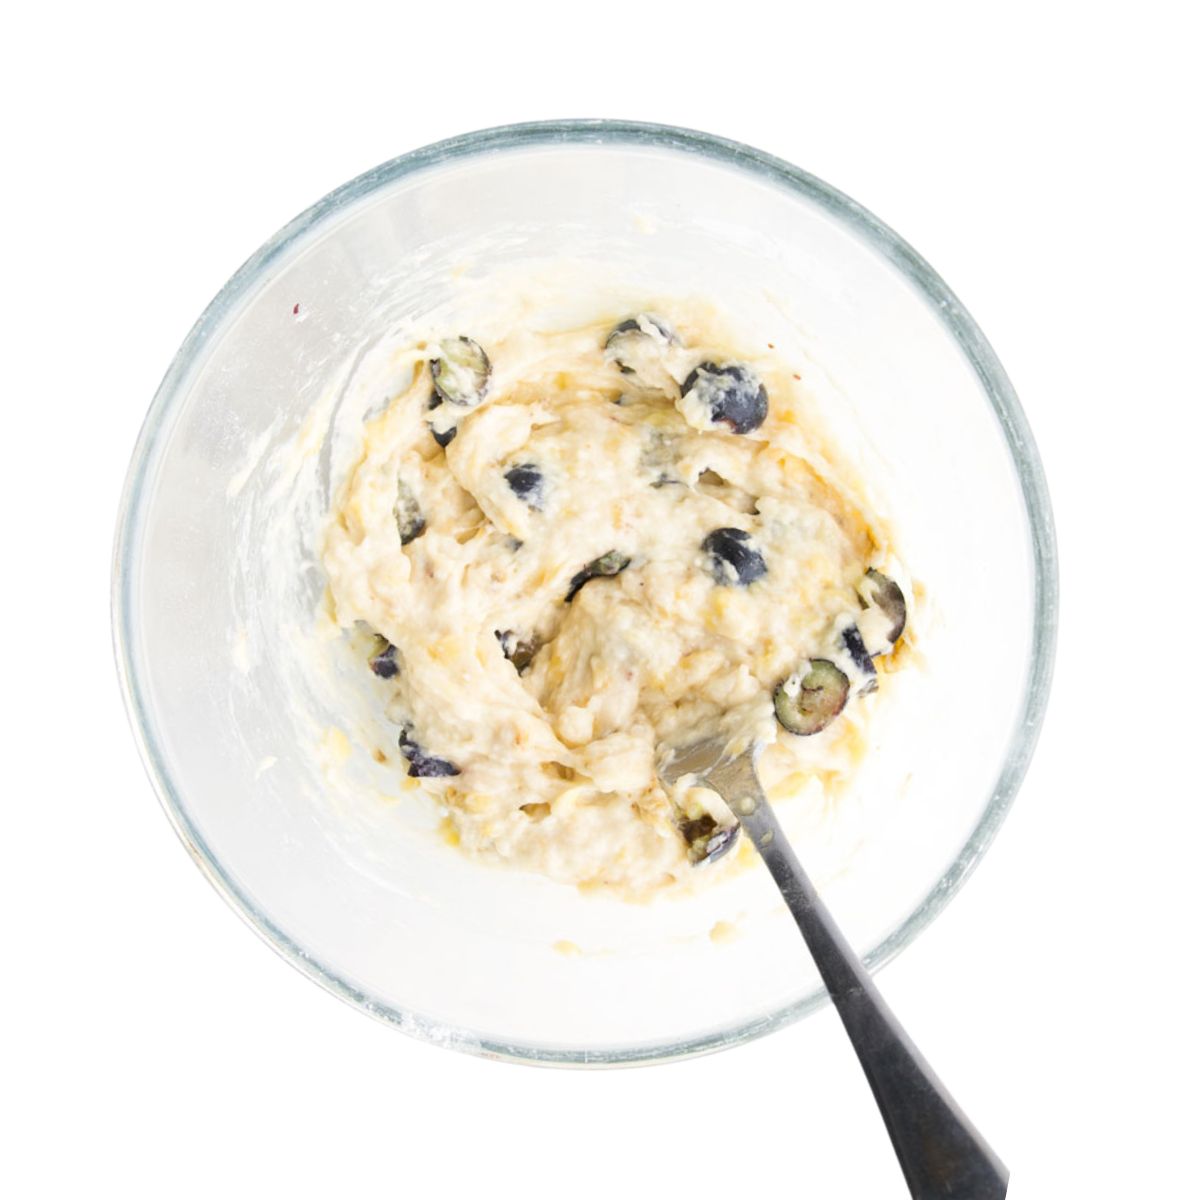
[112,120,1056,1065]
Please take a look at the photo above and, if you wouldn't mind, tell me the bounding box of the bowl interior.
[116,127,1050,1062]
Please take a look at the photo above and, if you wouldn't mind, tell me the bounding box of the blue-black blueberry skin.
[842,624,877,684]
[398,730,460,778]
[681,362,768,435]
[565,551,631,602]
[504,463,545,508]
[702,527,767,586]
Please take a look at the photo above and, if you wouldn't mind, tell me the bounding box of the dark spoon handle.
[735,782,1009,1198]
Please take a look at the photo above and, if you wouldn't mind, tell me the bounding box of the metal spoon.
[660,737,1009,1200]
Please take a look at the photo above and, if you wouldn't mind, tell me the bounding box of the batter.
[322,306,909,893]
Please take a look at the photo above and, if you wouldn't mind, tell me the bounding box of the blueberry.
[864,569,907,646]
[504,463,545,508]
[495,629,539,674]
[842,624,877,687]
[394,476,426,545]
[681,362,768,434]
[565,550,631,602]
[431,336,490,407]
[678,813,740,866]
[774,660,850,736]
[398,729,460,778]
[702,527,767,586]
[425,389,458,447]
[368,636,399,679]
[604,314,678,375]
[607,314,675,343]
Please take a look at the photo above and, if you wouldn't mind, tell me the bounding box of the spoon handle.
[733,777,1009,1198]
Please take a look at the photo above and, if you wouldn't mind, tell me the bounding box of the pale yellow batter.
[322,305,908,894]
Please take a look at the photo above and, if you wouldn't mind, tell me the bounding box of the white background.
[4,3,1196,1196]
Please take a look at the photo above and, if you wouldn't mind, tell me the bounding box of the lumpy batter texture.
[322,306,909,894]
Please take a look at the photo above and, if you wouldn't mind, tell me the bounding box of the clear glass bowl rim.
[111,118,1058,1067]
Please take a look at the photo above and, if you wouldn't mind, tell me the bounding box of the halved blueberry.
[774,660,850,736]
[864,568,907,646]
[681,362,768,434]
[398,729,460,778]
[678,813,740,866]
[394,477,426,545]
[495,629,539,674]
[431,336,490,407]
[565,550,631,602]
[504,463,545,509]
[604,314,678,375]
[702,527,767,586]
[368,635,399,679]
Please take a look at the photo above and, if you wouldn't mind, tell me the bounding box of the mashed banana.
[322,305,908,894]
